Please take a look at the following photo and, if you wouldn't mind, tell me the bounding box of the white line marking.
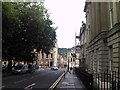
[14,79,27,84]
[24,83,36,90]
[48,73,64,90]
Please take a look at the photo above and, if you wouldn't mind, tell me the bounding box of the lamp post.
[68,57,69,72]
[67,52,70,72]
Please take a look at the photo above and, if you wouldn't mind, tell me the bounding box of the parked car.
[51,66,58,70]
[12,64,28,74]
[2,64,8,72]
[28,64,36,73]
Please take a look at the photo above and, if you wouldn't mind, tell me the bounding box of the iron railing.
[94,70,120,90]
[74,67,120,90]
[74,67,93,90]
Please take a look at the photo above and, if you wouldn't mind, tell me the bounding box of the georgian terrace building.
[83,1,120,74]
[77,1,120,89]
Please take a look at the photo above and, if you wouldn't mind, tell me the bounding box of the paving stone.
[56,72,86,90]
[61,82,68,85]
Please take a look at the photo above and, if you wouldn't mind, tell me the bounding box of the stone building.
[76,1,120,89]
[57,55,67,68]
[67,46,80,70]
[38,40,58,67]
[77,21,87,69]
[82,1,120,74]
[75,45,80,67]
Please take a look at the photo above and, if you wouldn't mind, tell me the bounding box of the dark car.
[2,65,8,72]
[28,64,36,73]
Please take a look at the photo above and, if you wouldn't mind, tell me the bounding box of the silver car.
[12,64,28,74]
[51,66,58,70]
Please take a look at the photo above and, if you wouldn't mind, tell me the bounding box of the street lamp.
[67,52,70,72]
[68,57,69,72]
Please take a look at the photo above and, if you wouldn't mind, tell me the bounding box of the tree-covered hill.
[58,48,70,58]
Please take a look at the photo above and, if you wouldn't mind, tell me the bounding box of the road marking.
[24,83,36,90]
[48,73,65,90]
[68,83,75,86]
[74,77,77,78]
[61,82,68,85]
[14,79,27,84]
[25,87,33,90]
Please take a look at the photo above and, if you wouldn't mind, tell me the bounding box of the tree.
[2,2,57,70]
[2,2,21,70]
[61,52,67,58]
[58,48,70,58]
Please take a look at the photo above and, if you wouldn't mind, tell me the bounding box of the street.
[2,68,64,90]
[2,1,120,90]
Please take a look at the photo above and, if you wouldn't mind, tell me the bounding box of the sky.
[44,0,86,48]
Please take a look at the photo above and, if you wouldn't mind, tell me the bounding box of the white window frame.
[109,2,113,28]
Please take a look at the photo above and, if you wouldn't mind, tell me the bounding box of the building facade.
[77,22,87,69]
[75,45,80,67]
[67,46,80,70]
[57,55,67,68]
[77,1,120,88]
[76,0,120,88]
[38,41,58,67]
[83,1,120,74]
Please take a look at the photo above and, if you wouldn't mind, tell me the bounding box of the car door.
[24,65,28,73]
[22,65,25,73]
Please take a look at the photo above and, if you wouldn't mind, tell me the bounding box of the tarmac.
[56,70,86,90]
[2,68,45,77]
[2,68,87,90]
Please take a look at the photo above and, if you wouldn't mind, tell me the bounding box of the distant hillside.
[58,48,70,58]
[58,48,70,54]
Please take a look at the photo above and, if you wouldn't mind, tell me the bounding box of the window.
[51,54,53,58]
[91,50,94,71]
[42,53,44,58]
[46,54,48,58]
[109,46,113,71]
[71,58,72,62]
[96,49,99,72]
[109,2,113,28]
[119,43,120,72]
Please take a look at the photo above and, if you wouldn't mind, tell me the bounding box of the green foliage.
[60,52,67,58]
[58,48,70,58]
[2,2,57,63]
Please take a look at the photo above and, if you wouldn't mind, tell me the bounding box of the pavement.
[56,70,86,90]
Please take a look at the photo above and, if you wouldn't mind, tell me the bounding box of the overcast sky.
[44,0,86,48]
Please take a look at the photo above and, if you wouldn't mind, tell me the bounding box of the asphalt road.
[2,68,64,90]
